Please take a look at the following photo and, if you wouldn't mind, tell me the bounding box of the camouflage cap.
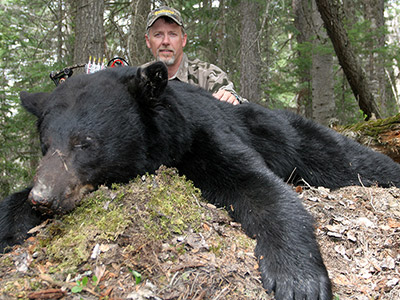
[146,6,184,29]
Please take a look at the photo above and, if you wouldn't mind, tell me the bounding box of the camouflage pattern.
[171,54,246,103]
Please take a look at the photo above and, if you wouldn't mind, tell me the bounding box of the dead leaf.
[387,218,400,228]
[27,288,66,299]
[333,274,351,286]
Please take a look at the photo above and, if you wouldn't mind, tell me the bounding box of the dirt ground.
[0,167,399,300]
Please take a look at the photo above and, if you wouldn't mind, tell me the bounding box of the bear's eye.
[72,137,93,150]
[74,143,89,150]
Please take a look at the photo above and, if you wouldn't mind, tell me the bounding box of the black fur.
[2,62,400,299]
[0,187,45,252]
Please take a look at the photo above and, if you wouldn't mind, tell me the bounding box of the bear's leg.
[178,131,331,299]
[204,167,332,300]
[284,111,400,188]
[0,187,45,253]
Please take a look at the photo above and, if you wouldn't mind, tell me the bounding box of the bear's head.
[20,62,169,214]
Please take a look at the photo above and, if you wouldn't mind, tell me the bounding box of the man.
[145,6,245,105]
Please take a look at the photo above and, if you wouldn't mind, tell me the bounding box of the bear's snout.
[30,183,49,206]
[29,148,94,214]
[29,181,56,214]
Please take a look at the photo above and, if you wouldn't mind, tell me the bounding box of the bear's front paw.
[258,256,332,300]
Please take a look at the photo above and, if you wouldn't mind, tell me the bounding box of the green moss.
[175,244,186,255]
[209,243,222,255]
[36,167,204,271]
[39,187,131,269]
[0,256,13,268]
[140,168,204,240]
[341,113,400,139]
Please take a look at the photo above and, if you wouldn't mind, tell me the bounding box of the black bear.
[0,187,44,249]
[1,62,400,300]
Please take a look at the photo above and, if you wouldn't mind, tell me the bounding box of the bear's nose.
[29,181,52,208]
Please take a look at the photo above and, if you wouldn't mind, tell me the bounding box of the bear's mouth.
[31,202,56,216]
[29,183,95,215]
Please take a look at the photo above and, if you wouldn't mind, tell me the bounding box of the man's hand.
[213,89,240,105]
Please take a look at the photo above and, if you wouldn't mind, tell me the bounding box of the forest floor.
[0,167,399,300]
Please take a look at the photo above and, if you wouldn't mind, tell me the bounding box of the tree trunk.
[128,0,152,66]
[73,0,105,69]
[293,0,312,117]
[217,0,227,69]
[311,0,335,126]
[315,0,381,120]
[56,0,63,62]
[239,0,261,102]
[364,0,386,116]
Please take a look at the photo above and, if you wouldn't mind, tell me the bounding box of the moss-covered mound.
[0,166,265,299]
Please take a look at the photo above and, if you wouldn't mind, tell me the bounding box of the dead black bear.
[2,62,400,299]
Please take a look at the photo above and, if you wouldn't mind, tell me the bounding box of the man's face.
[145,18,187,66]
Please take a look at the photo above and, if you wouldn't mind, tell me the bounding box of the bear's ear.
[129,61,168,101]
[20,91,50,118]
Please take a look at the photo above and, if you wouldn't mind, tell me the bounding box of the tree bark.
[73,0,105,69]
[239,0,261,102]
[56,0,63,62]
[315,0,381,120]
[217,0,227,69]
[364,0,386,116]
[311,0,335,126]
[128,0,151,66]
[293,0,313,117]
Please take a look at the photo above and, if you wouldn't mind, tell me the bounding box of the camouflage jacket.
[144,54,246,103]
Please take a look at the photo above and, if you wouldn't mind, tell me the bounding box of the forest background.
[1,0,400,198]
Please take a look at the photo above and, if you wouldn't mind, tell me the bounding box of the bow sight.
[49,57,129,86]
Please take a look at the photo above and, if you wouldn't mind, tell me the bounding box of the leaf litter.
[0,166,399,299]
